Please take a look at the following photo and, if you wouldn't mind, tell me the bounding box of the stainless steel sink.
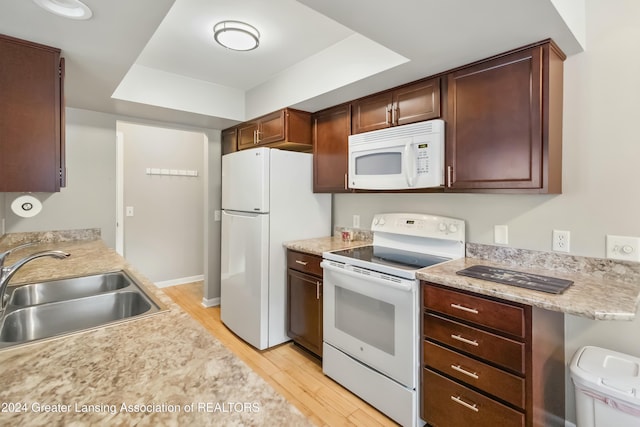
[7,271,130,306]
[0,271,162,349]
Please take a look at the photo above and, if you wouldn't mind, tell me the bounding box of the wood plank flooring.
[162,282,399,427]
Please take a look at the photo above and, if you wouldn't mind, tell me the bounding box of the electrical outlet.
[552,230,570,252]
[606,235,640,262]
[214,210,221,222]
[353,215,360,228]
[126,206,134,217]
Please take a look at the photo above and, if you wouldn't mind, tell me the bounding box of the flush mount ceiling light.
[213,20,260,51]
[32,0,92,20]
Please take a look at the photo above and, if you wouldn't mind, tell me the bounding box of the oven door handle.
[321,261,414,292]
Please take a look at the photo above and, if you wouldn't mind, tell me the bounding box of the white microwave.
[348,119,444,190]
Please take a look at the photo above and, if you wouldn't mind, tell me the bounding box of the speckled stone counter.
[0,232,311,426]
[284,235,640,321]
[417,243,640,321]
[283,235,372,256]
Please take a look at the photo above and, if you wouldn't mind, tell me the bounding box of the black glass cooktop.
[456,265,574,294]
[331,245,451,271]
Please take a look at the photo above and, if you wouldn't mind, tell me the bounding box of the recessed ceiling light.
[213,21,260,51]
[32,0,93,20]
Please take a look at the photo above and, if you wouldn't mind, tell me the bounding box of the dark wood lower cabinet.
[423,369,525,427]
[286,250,323,357]
[421,282,565,427]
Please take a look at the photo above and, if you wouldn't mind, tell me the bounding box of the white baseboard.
[154,274,204,288]
[201,297,220,307]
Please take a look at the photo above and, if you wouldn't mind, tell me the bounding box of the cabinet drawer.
[424,313,525,374]
[287,250,322,276]
[424,284,525,337]
[422,368,525,427]
[423,340,525,408]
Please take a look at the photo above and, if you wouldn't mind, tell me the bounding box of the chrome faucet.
[0,249,70,311]
[0,242,37,269]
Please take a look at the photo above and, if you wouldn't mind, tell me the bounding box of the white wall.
[0,108,223,301]
[2,108,118,247]
[118,122,205,284]
[334,1,640,421]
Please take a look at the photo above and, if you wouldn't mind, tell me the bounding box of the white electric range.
[322,213,466,427]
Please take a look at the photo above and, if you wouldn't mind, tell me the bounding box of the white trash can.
[570,346,640,427]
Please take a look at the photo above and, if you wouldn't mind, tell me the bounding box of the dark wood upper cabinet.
[351,77,441,134]
[445,41,565,193]
[233,108,311,152]
[0,34,65,192]
[221,126,238,155]
[312,104,351,193]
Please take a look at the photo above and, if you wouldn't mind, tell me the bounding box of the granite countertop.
[285,236,640,321]
[0,234,310,426]
[283,235,372,257]
[417,257,640,321]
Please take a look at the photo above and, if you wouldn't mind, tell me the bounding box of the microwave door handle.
[405,142,416,187]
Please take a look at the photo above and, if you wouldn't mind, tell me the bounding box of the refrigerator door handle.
[222,209,264,218]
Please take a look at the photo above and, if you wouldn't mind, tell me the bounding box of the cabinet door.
[0,35,63,192]
[351,91,393,134]
[446,47,544,191]
[312,104,351,193]
[394,78,440,126]
[237,121,259,150]
[287,269,323,357]
[257,110,285,145]
[221,127,237,155]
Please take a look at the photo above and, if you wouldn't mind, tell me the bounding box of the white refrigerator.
[220,147,331,350]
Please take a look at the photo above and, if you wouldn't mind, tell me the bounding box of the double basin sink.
[0,270,162,349]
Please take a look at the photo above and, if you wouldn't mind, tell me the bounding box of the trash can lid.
[570,346,640,407]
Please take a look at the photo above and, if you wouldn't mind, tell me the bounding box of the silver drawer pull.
[451,303,479,314]
[451,334,479,347]
[451,395,479,412]
[451,364,479,379]
[295,260,308,266]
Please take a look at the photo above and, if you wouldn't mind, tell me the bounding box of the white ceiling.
[0,0,585,130]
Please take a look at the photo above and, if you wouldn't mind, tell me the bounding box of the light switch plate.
[606,235,640,262]
[494,225,508,245]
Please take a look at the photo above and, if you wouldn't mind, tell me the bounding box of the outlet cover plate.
[552,230,570,252]
[606,235,640,262]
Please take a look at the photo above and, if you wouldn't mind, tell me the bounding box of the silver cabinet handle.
[447,165,453,188]
[451,334,479,346]
[451,303,479,314]
[450,395,479,412]
[392,104,398,125]
[385,105,391,125]
[451,364,479,379]
[344,173,348,190]
[316,281,321,300]
[295,260,308,266]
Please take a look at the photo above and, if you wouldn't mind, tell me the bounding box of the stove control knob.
[379,217,386,226]
[448,223,459,233]
[438,223,447,232]
[373,218,379,225]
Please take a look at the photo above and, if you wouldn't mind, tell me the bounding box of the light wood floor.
[162,282,399,427]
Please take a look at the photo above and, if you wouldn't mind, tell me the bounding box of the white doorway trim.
[115,131,124,256]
